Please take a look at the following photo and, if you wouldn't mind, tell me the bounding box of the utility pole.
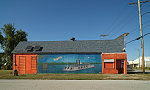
[138,0,145,74]
[100,34,108,40]
[128,0,150,74]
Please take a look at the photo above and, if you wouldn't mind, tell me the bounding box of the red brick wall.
[102,53,127,74]
[13,54,37,74]
[103,68,118,74]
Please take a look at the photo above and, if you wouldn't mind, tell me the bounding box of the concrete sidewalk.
[0,80,150,90]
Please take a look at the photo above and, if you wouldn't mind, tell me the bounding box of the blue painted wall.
[37,54,102,73]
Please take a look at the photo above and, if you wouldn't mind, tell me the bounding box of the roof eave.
[13,51,126,54]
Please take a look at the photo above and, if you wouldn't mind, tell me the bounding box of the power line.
[125,24,150,46]
[128,23,150,37]
[142,12,150,17]
[127,23,150,39]
[109,8,139,39]
[105,1,132,35]
[109,14,137,39]
[126,32,150,44]
[143,19,150,25]
[111,1,150,39]
[104,1,147,39]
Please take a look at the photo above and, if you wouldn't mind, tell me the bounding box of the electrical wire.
[108,6,139,38]
[103,0,130,35]
[126,32,150,45]
[109,0,149,38]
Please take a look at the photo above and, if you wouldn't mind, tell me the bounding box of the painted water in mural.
[37,54,102,73]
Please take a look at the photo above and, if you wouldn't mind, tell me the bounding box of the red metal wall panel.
[18,56,26,74]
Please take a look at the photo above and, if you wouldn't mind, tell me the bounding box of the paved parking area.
[0,80,150,90]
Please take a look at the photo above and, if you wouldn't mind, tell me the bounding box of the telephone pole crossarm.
[128,0,149,5]
[100,34,108,40]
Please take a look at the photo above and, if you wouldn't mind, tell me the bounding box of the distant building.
[128,57,150,68]
[12,33,128,74]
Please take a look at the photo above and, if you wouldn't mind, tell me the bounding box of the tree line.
[0,24,28,70]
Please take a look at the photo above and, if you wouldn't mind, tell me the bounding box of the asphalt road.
[0,80,150,90]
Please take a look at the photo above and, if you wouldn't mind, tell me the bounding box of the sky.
[0,0,150,61]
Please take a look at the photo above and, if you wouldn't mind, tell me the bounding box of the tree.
[0,53,4,70]
[0,31,4,46]
[0,24,28,70]
[0,29,4,69]
[15,29,27,46]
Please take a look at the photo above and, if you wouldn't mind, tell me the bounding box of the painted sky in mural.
[38,54,101,63]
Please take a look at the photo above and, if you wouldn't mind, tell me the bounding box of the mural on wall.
[37,54,102,73]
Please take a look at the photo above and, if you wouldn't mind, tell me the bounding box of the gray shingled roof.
[12,35,125,54]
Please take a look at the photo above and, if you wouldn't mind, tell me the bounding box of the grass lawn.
[0,70,150,80]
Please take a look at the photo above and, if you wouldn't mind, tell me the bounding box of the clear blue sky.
[0,0,150,61]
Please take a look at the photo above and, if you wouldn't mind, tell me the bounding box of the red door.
[31,56,37,73]
[116,60,124,74]
[19,56,26,74]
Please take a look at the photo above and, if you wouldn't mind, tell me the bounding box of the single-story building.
[12,33,128,74]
